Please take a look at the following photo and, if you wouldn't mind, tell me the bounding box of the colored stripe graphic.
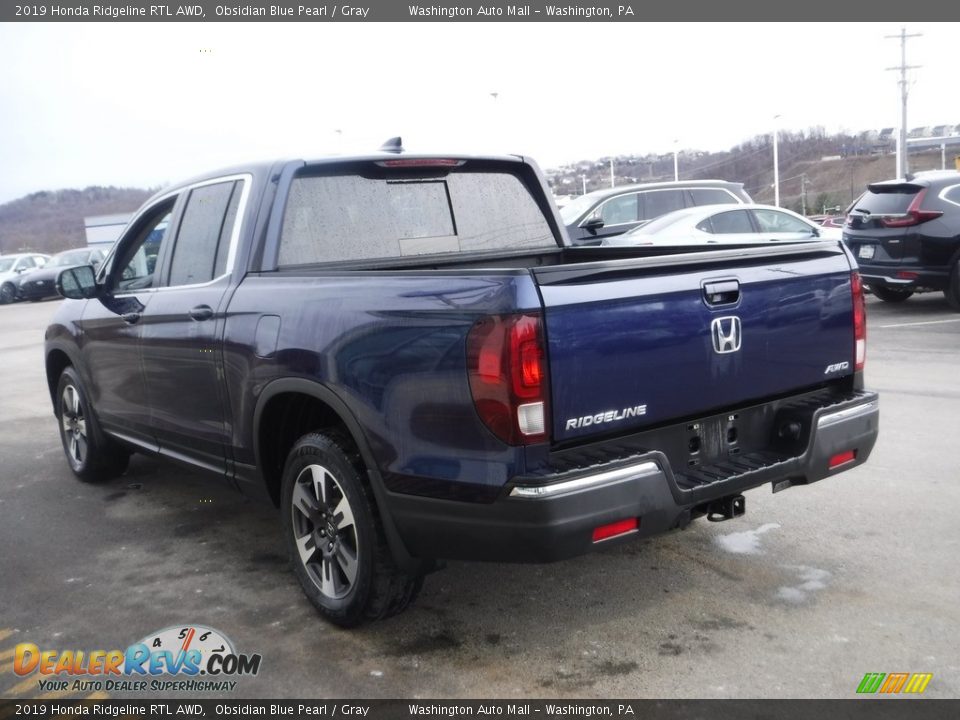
[857,673,886,693]
[903,674,933,694]
[880,673,909,693]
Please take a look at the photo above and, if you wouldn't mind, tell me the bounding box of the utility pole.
[673,140,679,182]
[800,174,810,216]
[581,174,588,195]
[773,114,781,207]
[610,158,615,188]
[886,27,921,178]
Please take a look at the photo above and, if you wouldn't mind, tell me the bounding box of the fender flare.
[252,377,425,573]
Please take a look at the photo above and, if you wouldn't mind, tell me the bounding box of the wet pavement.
[1,294,958,699]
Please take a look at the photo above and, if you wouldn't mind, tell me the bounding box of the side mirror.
[57,265,99,300]
[810,227,821,238]
[582,215,605,231]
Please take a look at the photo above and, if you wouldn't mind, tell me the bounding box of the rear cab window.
[278,163,557,266]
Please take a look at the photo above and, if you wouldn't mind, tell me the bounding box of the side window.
[641,190,685,221]
[689,188,738,206]
[16,257,35,271]
[598,194,639,226]
[113,201,175,292]
[168,180,240,287]
[754,209,813,234]
[708,210,754,234]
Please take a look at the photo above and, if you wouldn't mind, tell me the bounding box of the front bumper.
[388,391,879,563]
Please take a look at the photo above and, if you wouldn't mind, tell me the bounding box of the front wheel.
[869,284,913,303]
[0,282,16,304]
[280,432,422,627]
[56,367,129,482]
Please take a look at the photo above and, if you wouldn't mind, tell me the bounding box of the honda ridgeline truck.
[46,146,879,626]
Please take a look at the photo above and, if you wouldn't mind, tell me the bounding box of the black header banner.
[1,0,956,22]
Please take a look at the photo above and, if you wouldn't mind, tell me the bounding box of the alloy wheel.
[61,384,88,468]
[290,464,359,599]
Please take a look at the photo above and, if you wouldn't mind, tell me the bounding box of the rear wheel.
[944,262,960,311]
[56,367,129,482]
[869,284,913,303]
[280,432,422,627]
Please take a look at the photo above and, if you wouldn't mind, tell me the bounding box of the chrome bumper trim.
[817,400,879,429]
[510,460,660,499]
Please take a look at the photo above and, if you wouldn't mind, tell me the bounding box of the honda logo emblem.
[711,316,742,354]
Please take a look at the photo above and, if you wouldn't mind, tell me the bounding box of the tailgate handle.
[703,280,740,306]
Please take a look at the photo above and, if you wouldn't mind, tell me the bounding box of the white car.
[602,203,843,247]
[0,253,51,304]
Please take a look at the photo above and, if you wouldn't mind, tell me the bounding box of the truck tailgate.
[535,242,856,444]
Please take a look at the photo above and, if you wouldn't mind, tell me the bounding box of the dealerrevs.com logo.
[13,625,261,693]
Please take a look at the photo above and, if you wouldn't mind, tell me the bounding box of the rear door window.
[167,180,241,287]
[640,189,685,221]
[753,209,813,234]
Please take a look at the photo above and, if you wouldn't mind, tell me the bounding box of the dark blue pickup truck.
[46,148,879,626]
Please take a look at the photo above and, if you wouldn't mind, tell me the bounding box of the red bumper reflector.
[895,271,919,280]
[592,518,639,543]
[828,450,857,469]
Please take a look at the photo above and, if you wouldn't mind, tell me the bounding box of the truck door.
[138,176,248,474]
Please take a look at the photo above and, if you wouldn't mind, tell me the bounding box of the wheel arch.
[253,378,422,573]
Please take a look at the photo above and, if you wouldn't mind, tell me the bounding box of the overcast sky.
[1,21,958,203]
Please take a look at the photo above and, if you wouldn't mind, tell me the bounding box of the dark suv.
[560,179,752,246]
[844,171,960,309]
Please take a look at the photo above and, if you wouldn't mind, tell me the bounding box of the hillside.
[548,128,959,215]
[0,186,152,255]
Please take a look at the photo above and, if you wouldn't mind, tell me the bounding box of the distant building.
[84,213,132,249]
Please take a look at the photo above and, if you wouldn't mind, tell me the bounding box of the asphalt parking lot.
[1,294,958,700]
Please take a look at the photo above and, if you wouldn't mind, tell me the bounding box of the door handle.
[189,305,214,321]
[702,280,740,306]
[121,312,141,324]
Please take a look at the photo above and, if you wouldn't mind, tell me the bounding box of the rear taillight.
[851,272,866,371]
[879,188,943,227]
[467,313,549,445]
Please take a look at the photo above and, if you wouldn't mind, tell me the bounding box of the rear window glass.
[855,187,920,215]
[279,170,556,265]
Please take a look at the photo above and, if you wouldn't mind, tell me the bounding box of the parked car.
[602,204,841,247]
[17,248,106,302]
[843,170,960,308]
[0,253,50,304]
[46,149,877,626]
[559,180,752,245]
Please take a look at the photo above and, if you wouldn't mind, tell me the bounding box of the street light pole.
[673,140,679,182]
[773,114,781,207]
[581,175,588,195]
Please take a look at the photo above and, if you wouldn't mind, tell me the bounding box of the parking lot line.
[0,648,14,662]
[0,630,12,642]
[877,318,960,329]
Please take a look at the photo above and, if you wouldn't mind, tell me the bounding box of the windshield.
[559,193,600,224]
[0,259,14,273]
[50,250,89,267]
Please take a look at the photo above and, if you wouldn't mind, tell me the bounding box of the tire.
[944,263,960,311]
[0,283,16,304]
[56,367,129,482]
[280,432,422,627]
[869,284,914,303]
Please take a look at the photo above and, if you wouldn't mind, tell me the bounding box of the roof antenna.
[379,136,404,154]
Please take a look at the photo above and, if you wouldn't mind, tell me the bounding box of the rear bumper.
[859,266,949,291]
[389,391,879,563]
